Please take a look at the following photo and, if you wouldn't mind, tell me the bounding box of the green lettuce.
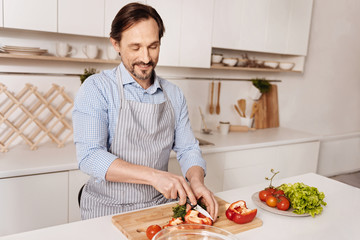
[279,182,327,217]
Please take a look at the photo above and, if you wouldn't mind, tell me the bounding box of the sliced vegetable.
[163,217,184,229]
[225,200,257,224]
[279,182,327,217]
[172,204,187,220]
[172,200,207,220]
[184,210,213,225]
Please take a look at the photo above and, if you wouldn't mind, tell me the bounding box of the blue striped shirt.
[73,63,206,181]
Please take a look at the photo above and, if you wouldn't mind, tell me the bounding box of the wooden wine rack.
[0,83,73,152]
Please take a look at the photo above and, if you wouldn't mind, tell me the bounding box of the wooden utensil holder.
[0,83,73,152]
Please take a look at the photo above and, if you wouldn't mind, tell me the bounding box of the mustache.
[133,61,154,67]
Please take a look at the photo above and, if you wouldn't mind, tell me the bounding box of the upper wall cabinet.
[148,0,214,68]
[212,0,313,56]
[3,0,57,32]
[104,0,146,37]
[179,0,213,68]
[147,0,182,67]
[58,0,105,37]
[0,0,3,27]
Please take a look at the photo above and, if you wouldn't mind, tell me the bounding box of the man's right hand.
[151,170,197,206]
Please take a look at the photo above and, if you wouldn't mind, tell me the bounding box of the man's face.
[111,18,160,85]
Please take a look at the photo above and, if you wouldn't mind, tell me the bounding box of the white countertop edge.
[3,172,360,240]
[320,130,360,141]
[1,127,321,179]
[200,136,320,155]
[0,163,78,179]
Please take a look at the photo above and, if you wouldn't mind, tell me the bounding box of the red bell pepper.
[184,210,213,226]
[163,217,184,228]
[225,200,257,224]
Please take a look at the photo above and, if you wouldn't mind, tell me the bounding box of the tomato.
[146,225,162,240]
[277,196,290,211]
[265,195,277,207]
[266,187,276,194]
[259,190,272,202]
[273,189,285,196]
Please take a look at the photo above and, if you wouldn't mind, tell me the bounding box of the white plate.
[3,49,47,56]
[251,192,310,217]
[2,45,41,51]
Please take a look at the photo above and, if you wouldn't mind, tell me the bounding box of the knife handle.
[186,197,196,208]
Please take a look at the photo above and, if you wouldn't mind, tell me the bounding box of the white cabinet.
[169,141,319,193]
[168,152,224,194]
[0,172,68,236]
[104,0,146,37]
[68,170,90,222]
[147,0,182,67]
[179,0,213,68]
[148,0,214,68]
[212,0,313,56]
[0,0,3,27]
[58,0,105,37]
[222,142,319,190]
[3,0,57,32]
[286,0,313,55]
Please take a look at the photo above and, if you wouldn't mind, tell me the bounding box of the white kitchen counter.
[2,173,358,240]
[194,127,319,155]
[0,127,320,179]
[0,143,78,179]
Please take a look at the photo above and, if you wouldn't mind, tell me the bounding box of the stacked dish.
[0,45,48,56]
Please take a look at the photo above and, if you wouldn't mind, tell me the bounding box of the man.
[73,2,218,220]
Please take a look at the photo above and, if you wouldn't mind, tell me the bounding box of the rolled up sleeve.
[72,77,117,181]
[172,89,206,177]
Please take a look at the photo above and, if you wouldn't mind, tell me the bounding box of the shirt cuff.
[178,151,207,178]
[78,146,118,182]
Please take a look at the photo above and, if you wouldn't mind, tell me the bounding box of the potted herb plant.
[248,78,272,100]
[80,67,98,85]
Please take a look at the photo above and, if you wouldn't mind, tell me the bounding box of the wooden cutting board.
[254,84,280,129]
[112,196,262,239]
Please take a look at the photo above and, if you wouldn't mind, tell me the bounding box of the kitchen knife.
[186,197,214,221]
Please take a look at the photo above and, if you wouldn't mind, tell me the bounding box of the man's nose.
[139,48,150,64]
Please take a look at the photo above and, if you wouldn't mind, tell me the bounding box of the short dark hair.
[110,2,165,42]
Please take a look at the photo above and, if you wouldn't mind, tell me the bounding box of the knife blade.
[186,197,214,221]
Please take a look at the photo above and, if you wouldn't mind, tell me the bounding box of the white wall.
[1,0,359,175]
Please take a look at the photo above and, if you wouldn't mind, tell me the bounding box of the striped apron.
[80,67,175,219]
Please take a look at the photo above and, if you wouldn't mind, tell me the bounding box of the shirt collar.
[119,63,162,94]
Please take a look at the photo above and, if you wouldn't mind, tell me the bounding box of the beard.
[127,61,155,81]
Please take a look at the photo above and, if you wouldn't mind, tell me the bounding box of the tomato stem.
[265,169,280,188]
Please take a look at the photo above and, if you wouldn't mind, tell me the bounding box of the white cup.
[240,117,254,128]
[82,45,98,59]
[56,43,76,57]
[219,121,230,135]
[106,45,119,60]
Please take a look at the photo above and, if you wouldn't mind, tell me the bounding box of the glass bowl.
[152,224,238,240]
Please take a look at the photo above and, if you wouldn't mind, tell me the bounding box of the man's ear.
[110,38,120,52]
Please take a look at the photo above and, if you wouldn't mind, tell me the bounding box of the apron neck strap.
[116,65,168,101]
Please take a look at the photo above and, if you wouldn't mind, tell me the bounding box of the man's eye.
[131,47,140,51]
[149,45,158,49]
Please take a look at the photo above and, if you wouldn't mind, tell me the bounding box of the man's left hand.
[186,166,219,221]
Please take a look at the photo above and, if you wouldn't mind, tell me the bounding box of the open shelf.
[210,64,301,73]
[0,53,301,74]
[0,53,121,64]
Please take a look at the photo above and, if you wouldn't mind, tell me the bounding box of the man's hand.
[186,166,219,221]
[151,170,197,206]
